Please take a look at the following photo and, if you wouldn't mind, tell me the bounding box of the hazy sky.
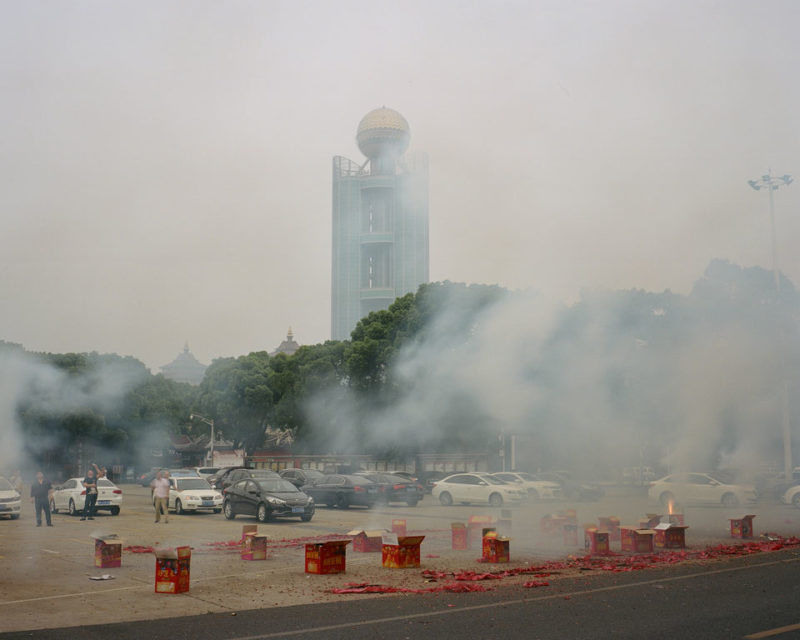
[2,0,799,372]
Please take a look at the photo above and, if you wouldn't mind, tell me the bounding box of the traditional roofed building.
[160,343,207,385]
[270,327,300,357]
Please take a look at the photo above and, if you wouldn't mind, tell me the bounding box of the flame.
[668,499,674,515]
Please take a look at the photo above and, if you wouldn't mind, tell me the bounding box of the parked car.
[0,476,21,520]
[354,472,424,506]
[153,476,223,514]
[533,471,605,501]
[279,468,325,489]
[223,477,315,522]
[431,472,527,507]
[648,472,758,507]
[300,474,379,509]
[138,468,161,487]
[781,484,800,508]
[490,472,561,500]
[208,466,250,490]
[216,468,278,492]
[50,477,123,516]
[194,467,220,480]
[421,470,450,494]
[391,471,419,483]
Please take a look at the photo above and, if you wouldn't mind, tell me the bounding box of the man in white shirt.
[151,470,171,524]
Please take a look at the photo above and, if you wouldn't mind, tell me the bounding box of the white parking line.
[744,622,800,639]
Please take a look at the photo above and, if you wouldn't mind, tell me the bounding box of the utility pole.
[190,413,215,466]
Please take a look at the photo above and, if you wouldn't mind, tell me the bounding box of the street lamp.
[748,170,794,481]
[190,413,215,466]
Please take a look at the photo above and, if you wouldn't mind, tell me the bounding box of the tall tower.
[331,107,429,340]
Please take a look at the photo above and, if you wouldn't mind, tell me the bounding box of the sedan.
[279,468,325,489]
[354,472,424,506]
[301,474,379,509]
[50,477,123,516]
[432,473,528,507]
[223,477,314,522]
[0,477,21,520]
[648,472,758,507]
[154,476,223,514]
[214,468,279,491]
[490,472,561,500]
[780,484,800,508]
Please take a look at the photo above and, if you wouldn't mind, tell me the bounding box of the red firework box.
[481,530,510,563]
[620,527,655,553]
[241,532,268,561]
[347,529,387,553]
[391,519,407,537]
[241,524,258,542]
[584,526,611,555]
[93,535,122,568]
[304,539,350,574]
[468,515,497,548]
[451,522,468,550]
[729,515,756,539]
[598,516,621,543]
[653,522,688,549]
[381,533,425,569]
[154,546,191,594]
[639,513,662,529]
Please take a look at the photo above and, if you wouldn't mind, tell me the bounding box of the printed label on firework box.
[729,515,756,539]
[451,523,468,550]
[653,523,688,549]
[584,527,611,555]
[481,531,510,563]
[620,527,655,553]
[391,519,407,537]
[347,529,387,553]
[381,534,425,568]
[241,533,268,560]
[94,535,123,568]
[304,540,350,574]
[598,516,621,542]
[154,546,191,594]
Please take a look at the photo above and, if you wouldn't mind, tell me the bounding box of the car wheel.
[659,492,674,507]
[50,499,58,514]
[300,513,313,522]
[175,499,184,515]
[68,499,77,516]
[721,493,739,507]
[110,506,120,516]
[489,493,504,507]
[438,491,453,506]
[406,498,418,507]
[223,500,236,520]
[528,490,540,502]
[335,494,349,509]
[257,503,269,522]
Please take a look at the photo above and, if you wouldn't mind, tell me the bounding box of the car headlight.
[307,497,314,505]
[184,494,198,501]
[266,497,286,506]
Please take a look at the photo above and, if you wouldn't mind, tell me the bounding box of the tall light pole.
[190,413,215,466]
[748,170,794,481]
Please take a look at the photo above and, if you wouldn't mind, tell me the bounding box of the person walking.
[151,470,170,523]
[80,468,98,521]
[30,471,53,527]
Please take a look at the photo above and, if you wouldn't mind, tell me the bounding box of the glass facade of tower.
[331,147,429,341]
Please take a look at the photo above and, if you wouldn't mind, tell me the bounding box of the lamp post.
[190,413,215,466]
[748,170,794,481]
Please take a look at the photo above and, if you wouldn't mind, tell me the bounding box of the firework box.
[653,523,688,549]
[481,530,510,563]
[467,516,497,548]
[241,532,268,560]
[304,539,350,574]
[381,534,425,569]
[620,527,655,553]
[598,516,621,542]
[584,526,611,555]
[93,535,122,568]
[451,522,468,550]
[241,524,258,542]
[639,514,662,529]
[154,546,191,594]
[347,529,387,553]
[391,519,407,537]
[729,515,756,539]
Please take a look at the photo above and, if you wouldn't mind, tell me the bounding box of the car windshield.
[257,479,299,493]
[516,472,534,480]
[177,478,212,490]
[483,476,506,485]
[0,478,12,491]
[382,474,409,483]
[305,470,324,479]
[250,470,277,477]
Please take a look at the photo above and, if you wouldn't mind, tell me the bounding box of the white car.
[648,472,757,507]
[194,467,220,480]
[0,477,21,519]
[155,476,223,514]
[50,477,123,516]
[781,484,800,508]
[490,472,561,500]
[432,472,528,507]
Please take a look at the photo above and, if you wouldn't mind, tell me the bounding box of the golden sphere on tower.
[356,107,410,159]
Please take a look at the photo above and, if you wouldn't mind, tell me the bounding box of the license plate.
[0,505,9,511]
[368,488,377,493]
[97,500,110,505]
[406,487,416,492]
[201,501,213,506]
[291,507,304,513]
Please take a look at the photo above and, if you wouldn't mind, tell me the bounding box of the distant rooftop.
[160,343,207,385]
[270,327,300,357]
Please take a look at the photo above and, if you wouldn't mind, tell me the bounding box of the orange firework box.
[241,532,268,561]
[467,515,497,548]
[241,524,258,542]
[598,516,621,543]
[653,522,688,549]
[304,539,350,574]
[391,519,407,537]
[347,529,387,553]
[154,546,191,594]
[729,515,756,539]
[93,535,123,568]
[584,526,611,555]
[451,522,468,550]
[481,530,510,563]
[381,533,425,569]
[620,527,655,553]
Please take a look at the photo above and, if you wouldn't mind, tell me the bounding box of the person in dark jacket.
[30,471,53,527]
[80,468,97,521]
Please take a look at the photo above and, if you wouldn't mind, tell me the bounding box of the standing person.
[151,470,170,524]
[80,468,97,521]
[29,471,53,527]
